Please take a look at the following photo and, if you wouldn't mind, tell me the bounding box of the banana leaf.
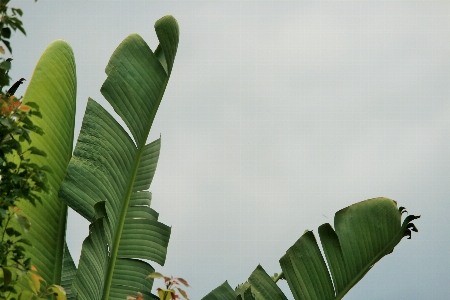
[58,15,179,300]
[205,197,419,300]
[17,40,77,286]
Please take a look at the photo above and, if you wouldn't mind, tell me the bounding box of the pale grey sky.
[11,1,450,299]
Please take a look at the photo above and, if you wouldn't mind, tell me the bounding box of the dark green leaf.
[5,227,20,237]
[0,59,11,70]
[11,174,21,183]
[31,110,42,118]
[1,267,12,289]
[17,238,32,246]
[23,101,39,110]
[27,146,47,157]
[2,39,11,53]
[0,117,14,128]
[23,257,31,269]
[20,129,31,144]
[12,8,23,17]
[1,27,11,39]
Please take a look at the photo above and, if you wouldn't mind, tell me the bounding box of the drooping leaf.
[175,277,189,287]
[176,287,189,299]
[2,39,11,53]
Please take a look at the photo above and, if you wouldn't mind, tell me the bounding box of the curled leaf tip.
[402,214,421,227]
[407,223,418,232]
[398,206,408,214]
[402,213,420,239]
[405,229,412,239]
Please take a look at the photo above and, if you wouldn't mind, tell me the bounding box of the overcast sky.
[10,1,450,299]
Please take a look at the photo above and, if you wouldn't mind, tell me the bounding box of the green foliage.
[0,2,66,298]
[14,39,76,291]
[0,0,27,53]
[0,0,32,89]
[0,96,47,209]
[0,93,50,296]
[2,264,67,300]
[0,7,421,300]
[57,15,179,300]
[9,15,179,300]
[203,198,420,300]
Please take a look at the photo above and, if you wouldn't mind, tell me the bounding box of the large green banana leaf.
[204,197,420,300]
[58,15,179,300]
[16,40,76,286]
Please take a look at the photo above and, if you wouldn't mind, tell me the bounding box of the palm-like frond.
[204,197,419,300]
[59,15,179,300]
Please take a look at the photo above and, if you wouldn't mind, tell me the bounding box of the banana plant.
[14,13,421,300]
[202,197,420,300]
[15,15,179,300]
[14,38,76,291]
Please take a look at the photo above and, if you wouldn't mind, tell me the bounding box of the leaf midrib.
[101,76,169,300]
